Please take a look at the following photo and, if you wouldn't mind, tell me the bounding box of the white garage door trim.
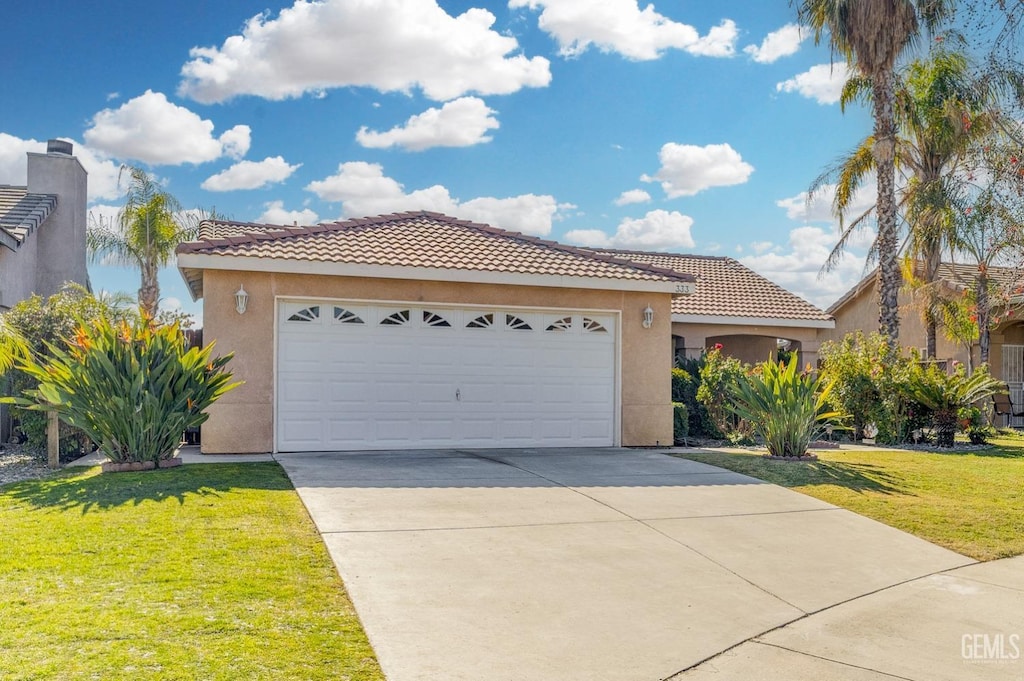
[273,296,621,452]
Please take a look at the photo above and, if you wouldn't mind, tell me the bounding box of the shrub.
[958,405,993,444]
[697,346,748,437]
[671,402,689,445]
[5,319,240,463]
[726,358,842,458]
[2,284,125,453]
[901,363,1004,447]
[819,332,926,444]
[672,360,717,438]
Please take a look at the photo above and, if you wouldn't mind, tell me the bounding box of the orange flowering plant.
[2,318,240,464]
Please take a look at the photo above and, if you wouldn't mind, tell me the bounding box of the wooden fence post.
[47,410,59,469]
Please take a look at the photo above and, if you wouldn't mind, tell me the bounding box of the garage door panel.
[277,301,617,451]
[417,418,461,441]
[327,418,373,444]
[328,379,373,404]
[460,417,500,441]
[279,418,324,447]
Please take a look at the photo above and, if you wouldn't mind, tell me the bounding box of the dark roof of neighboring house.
[177,211,696,298]
[591,248,833,324]
[0,185,57,251]
[827,262,1024,314]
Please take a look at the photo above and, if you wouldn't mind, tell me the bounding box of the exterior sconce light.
[235,285,249,315]
[642,305,654,329]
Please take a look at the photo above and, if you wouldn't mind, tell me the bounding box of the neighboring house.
[176,212,696,454]
[825,263,1024,425]
[0,139,89,310]
[1,139,89,442]
[595,250,834,367]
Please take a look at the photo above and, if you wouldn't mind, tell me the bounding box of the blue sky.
[2,0,885,322]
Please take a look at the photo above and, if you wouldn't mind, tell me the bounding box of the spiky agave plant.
[727,358,842,458]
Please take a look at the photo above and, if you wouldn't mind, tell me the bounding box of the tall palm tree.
[87,167,202,319]
[799,0,955,345]
[819,49,1001,357]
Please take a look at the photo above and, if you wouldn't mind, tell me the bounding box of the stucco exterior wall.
[822,282,971,365]
[200,269,674,453]
[0,237,38,310]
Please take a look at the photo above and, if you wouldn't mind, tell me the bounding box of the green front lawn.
[0,463,382,680]
[676,437,1024,562]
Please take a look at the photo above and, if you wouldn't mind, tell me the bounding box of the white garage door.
[276,300,617,451]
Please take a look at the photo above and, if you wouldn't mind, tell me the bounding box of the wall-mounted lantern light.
[235,285,249,315]
[642,305,654,329]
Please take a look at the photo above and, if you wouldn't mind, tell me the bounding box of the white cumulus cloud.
[84,90,251,165]
[743,23,806,63]
[740,225,867,310]
[565,209,695,250]
[510,0,737,60]
[776,62,852,105]
[201,156,300,192]
[256,200,320,225]
[306,161,569,236]
[641,142,754,198]
[776,178,877,228]
[356,97,499,151]
[0,133,122,202]
[614,189,651,206]
[179,0,551,103]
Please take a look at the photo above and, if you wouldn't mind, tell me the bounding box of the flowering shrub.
[4,319,240,463]
[818,332,930,443]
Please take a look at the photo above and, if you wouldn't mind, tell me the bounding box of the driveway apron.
[276,448,972,681]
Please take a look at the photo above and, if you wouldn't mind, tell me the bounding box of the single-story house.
[596,250,834,367]
[177,211,696,453]
[825,263,1024,425]
[0,139,89,310]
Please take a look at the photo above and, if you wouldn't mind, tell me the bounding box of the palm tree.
[819,49,1000,357]
[799,0,955,345]
[87,167,203,319]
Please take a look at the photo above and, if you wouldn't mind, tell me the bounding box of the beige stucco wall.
[200,269,674,453]
[823,282,972,366]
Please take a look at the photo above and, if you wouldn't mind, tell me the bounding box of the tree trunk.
[872,70,901,346]
[977,268,991,364]
[924,244,942,359]
[139,262,160,320]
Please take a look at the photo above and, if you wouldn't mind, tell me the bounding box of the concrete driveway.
[276,447,980,681]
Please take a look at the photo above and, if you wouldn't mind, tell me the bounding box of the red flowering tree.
[949,139,1024,363]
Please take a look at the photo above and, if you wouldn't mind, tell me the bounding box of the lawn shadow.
[795,459,908,495]
[676,451,908,496]
[2,462,292,514]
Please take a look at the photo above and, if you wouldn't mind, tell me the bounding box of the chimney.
[46,139,74,156]
[26,139,90,297]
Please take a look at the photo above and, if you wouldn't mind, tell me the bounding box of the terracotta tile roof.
[178,212,695,289]
[935,262,1024,293]
[0,185,56,251]
[829,263,1024,314]
[591,248,833,322]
